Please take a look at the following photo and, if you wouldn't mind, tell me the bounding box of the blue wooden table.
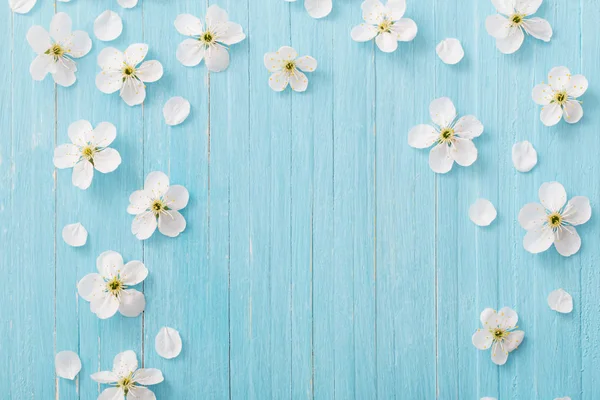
[1,0,599,398]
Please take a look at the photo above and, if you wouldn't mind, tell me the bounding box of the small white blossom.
[408,97,483,173]
[472,307,524,365]
[175,5,246,72]
[53,120,121,190]
[128,171,189,240]
[91,350,163,399]
[351,0,417,53]
[532,66,588,126]
[26,12,92,87]
[264,46,317,92]
[78,251,148,319]
[96,43,163,106]
[519,182,591,256]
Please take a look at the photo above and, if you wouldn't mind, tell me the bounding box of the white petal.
[540,103,563,126]
[121,260,148,286]
[375,32,398,53]
[504,330,524,352]
[563,100,583,124]
[563,196,591,226]
[96,70,123,94]
[512,140,537,172]
[548,66,571,91]
[453,115,483,139]
[112,350,138,377]
[163,96,191,126]
[144,171,170,197]
[132,212,158,240]
[90,292,119,319]
[217,22,246,45]
[120,78,146,106]
[62,222,88,247]
[68,120,92,146]
[118,289,146,317]
[523,226,554,254]
[94,148,121,174]
[350,24,378,42]
[263,51,282,72]
[72,160,94,190]
[518,202,546,230]
[305,0,332,19]
[117,0,137,8]
[498,307,518,329]
[158,210,186,237]
[93,122,117,148]
[90,371,118,384]
[55,351,81,380]
[547,288,573,313]
[429,97,456,128]
[155,327,182,359]
[269,71,289,92]
[124,43,148,66]
[491,0,515,15]
[491,341,509,365]
[472,329,493,350]
[495,28,524,54]
[97,47,124,70]
[531,83,553,105]
[450,137,477,167]
[77,273,104,302]
[53,144,80,169]
[30,54,55,81]
[127,190,152,215]
[98,387,124,400]
[296,56,317,73]
[163,185,189,211]
[94,10,123,42]
[26,26,52,54]
[133,368,164,385]
[522,17,552,42]
[205,44,230,72]
[278,46,298,60]
[63,30,92,59]
[52,58,77,87]
[128,387,156,400]
[485,14,511,38]
[389,18,417,42]
[539,181,567,212]
[361,0,385,25]
[554,226,581,257]
[50,12,72,43]
[289,70,309,92]
[137,60,163,83]
[408,124,437,149]
[566,74,588,98]
[515,0,542,15]
[436,38,464,64]
[480,308,498,327]
[205,4,229,26]
[96,250,124,278]
[174,13,203,36]
[10,0,36,14]
[177,39,205,67]
[428,143,453,174]
[469,198,497,227]
[385,0,406,19]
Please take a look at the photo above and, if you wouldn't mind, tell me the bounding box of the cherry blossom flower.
[285,0,332,19]
[175,5,246,72]
[53,120,121,190]
[264,46,317,92]
[91,350,163,399]
[519,182,591,257]
[77,251,147,319]
[532,66,588,126]
[408,97,483,173]
[127,171,189,240]
[485,0,552,54]
[26,12,92,87]
[472,307,524,365]
[351,0,417,53]
[96,43,163,106]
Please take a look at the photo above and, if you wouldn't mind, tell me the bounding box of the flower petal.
[112,350,138,377]
[128,190,152,215]
[408,124,437,149]
[350,24,378,42]
[548,66,571,91]
[515,0,542,15]
[10,0,36,14]
[27,26,52,54]
[522,17,552,42]
[289,70,309,92]
[491,0,515,15]
[278,46,298,60]
[554,226,581,257]
[296,56,317,73]
[117,0,138,8]
[480,308,498,327]
[77,273,104,302]
[512,141,537,172]
[158,210,187,237]
[93,122,117,148]
[94,10,123,42]
[498,307,518,329]
[563,100,583,124]
[96,70,123,94]
[472,329,493,350]
[389,18,417,42]
[90,371,118,384]
[98,47,124,70]
[429,97,456,128]
[96,250,124,278]
[518,202,546,230]
[68,120,93,146]
[563,196,591,226]
[29,54,55,81]
[90,292,119,319]
[62,222,88,247]
[163,185,189,211]
[121,260,148,286]
[547,288,573,313]
[263,52,282,72]
[133,368,164,385]
[450,137,477,167]
[206,4,229,26]
[436,38,464,64]
[175,13,203,36]
[54,144,80,169]
[118,289,146,317]
[155,326,183,359]
[454,115,483,139]
[132,211,158,240]
[539,181,567,212]
[63,30,92,59]
[98,387,124,400]
[72,160,94,190]
[491,341,509,365]
[540,103,562,126]
[145,171,170,197]
[385,0,406,20]
[128,386,156,400]
[504,330,524,352]
[50,12,72,43]
[120,77,146,106]
[124,43,148,66]
[531,83,553,105]
[469,198,497,227]
[428,143,453,174]
[485,14,511,38]
[375,32,398,53]
[305,0,332,18]
[205,44,230,72]
[52,58,77,87]
[163,96,191,126]
[137,60,163,83]
[55,351,81,380]
[495,27,524,54]
[217,22,246,45]
[566,74,588,98]
[362,0,385,25]
[94,148,121,174]
[523,226,554,254]
[177,39,205,67]
[269,71,289,92]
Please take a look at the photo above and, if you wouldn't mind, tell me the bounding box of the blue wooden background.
[1,0,599,398]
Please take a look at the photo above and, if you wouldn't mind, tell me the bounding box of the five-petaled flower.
[175,5,246,72]
[519,182,591,256]
[532,66,588,126]
[264,46,317,92]
[96,43,163,106]
[408,97,483,174]
[127,171,190,240]
[77,251,148,319]
[53,120,122,190]
[91,350,163,399]
[472,307,525,365]
[485,0,552,54]
[350,0,417,53]
[26,12,92,87]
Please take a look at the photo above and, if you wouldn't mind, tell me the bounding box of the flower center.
[438,127,455,144]
[106,276,124,297]
[492,328,508,341]
[510,13,524,25]
[117,373,135,395]
[122,65,136,78]
[81,146,95,161]
[46,44,65,59]
[284,61,296,72]
[378,20,393,33]
[151,199,167,215]
[200,31,214,44]
[553,90,567,105]
[547,212,563,228]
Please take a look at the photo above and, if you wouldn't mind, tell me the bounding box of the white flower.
[96,43,163,106]
[485,0,552,54]
[350,0,417,53]
[472,307,524,365]
[53,120,122,190]
[285,0,332,19]
[127,171,189,240]
[408,97,483,174]
[518,182,591,257]
[77,251,148,319]
[532,66,588,126]
[26,12,92,87]
[91,350,163,399]
[264,46,317,92]
[175,5,246,72]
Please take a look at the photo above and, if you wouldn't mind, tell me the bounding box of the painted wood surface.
[1,0,599,398]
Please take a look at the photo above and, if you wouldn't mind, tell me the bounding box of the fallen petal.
[155,326,182,359]
[547,288,573,313]
[512,141,537,172]
[62,223,88,247]
[163,96,190,126]
[9,0,36,13]
[436,38,464,65]
[469,198,497,227]
[55,351,82,380]
[94,10,123,42]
